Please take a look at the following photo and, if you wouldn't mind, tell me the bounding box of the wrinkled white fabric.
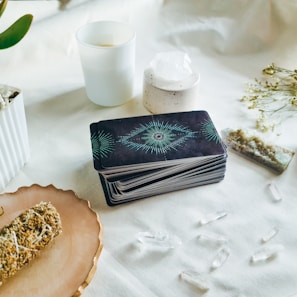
[1,1,297,297]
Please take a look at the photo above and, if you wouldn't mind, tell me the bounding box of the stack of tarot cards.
[90,110,227,206]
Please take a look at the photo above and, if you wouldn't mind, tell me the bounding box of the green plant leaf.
[0,0,8,18]
[0,14,33,49]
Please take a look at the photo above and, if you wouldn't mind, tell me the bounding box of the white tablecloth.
[1,1,297,297]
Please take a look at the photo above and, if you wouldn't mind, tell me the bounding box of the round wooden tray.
[0,184,103,297]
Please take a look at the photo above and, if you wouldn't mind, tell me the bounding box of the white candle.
[76,21,135,107]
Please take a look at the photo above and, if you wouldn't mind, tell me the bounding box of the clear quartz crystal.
[197,231,228,246]
[137,231,182,250]
[267,182,283,202]
[198,210,228,226]
[150,51,193,82]
[180,270,210,292]
[261,227,279,243]
[250,244,284,263]
[211,246,230,270]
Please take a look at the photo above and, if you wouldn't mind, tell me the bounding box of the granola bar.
[0,201,62,286]
[222,128,295,173]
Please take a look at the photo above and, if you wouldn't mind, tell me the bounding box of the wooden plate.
[0,184,103,297]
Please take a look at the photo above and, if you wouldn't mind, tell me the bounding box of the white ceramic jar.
[0,85,30,191]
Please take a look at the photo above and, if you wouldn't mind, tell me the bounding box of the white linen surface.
[1,1,297,297]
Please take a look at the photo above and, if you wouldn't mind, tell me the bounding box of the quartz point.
[267,182,283,202]
[180,270,210,292]
[211,246,230,270]
[150,51,193,82]
[198,210,228,226]
[250,244,284,263]
[261,227,279,243]
[197,231,228,246]
[137,231,182,250]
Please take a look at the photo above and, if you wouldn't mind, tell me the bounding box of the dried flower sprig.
[241,63,297,132]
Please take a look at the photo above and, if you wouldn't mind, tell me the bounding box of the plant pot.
[0,84,30,191]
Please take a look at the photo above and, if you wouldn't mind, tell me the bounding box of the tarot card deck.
[90,110,227,206]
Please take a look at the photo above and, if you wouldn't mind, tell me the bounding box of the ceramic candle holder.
[142,51,200,114]
[143,68,200,114]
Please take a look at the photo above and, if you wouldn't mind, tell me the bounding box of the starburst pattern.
[199,119,221,144]
[91,130,115,159]
[119,121,197,154]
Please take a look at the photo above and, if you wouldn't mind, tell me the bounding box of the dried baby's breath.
[241,63,297,132]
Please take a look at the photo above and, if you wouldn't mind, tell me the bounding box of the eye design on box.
[91,118,222,161]
[118,120,197,155]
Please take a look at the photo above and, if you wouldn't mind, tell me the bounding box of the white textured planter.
[0,85,30,191]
